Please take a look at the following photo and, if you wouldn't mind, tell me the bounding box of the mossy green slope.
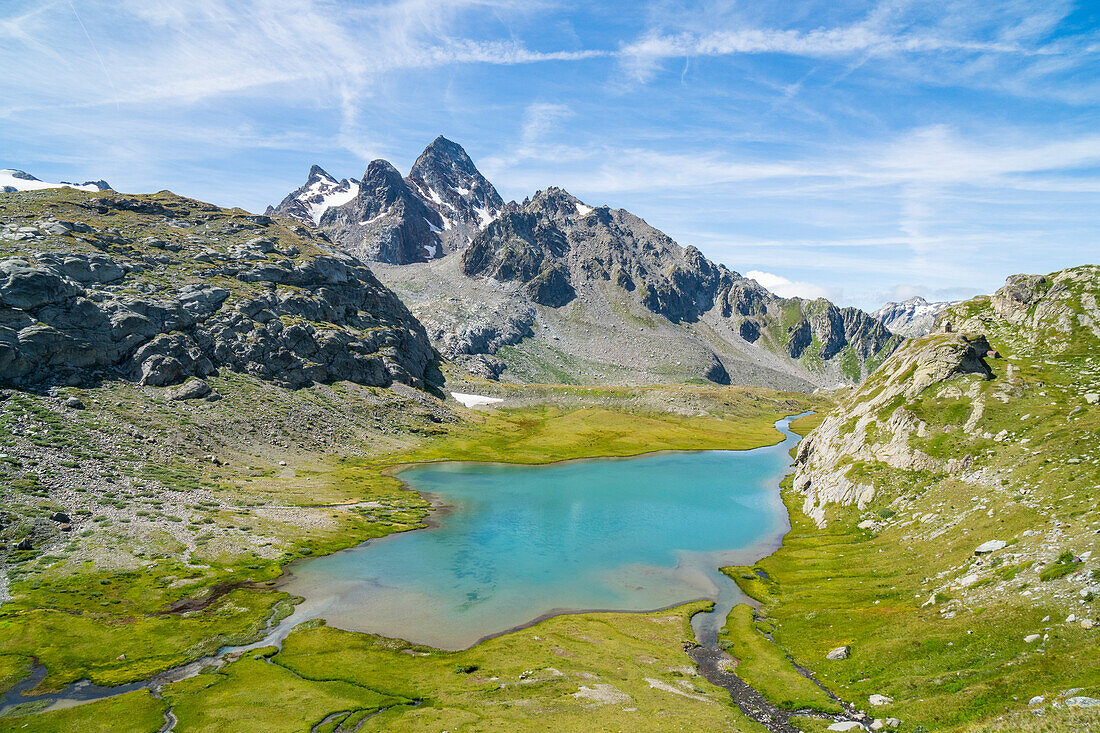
[155,603,769,733]
[721,266,1100,731]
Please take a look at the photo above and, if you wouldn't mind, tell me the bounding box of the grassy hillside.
[720,266,1100,731]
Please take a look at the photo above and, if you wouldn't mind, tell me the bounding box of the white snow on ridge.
[425,217,442,234]
[575,202,593,216]
[450,392,503,407]
[304,180,358,225]
[0,169,101,193]
[424,186,445,206]
[452,185,471,195]
[474,205,496,229]
[359,207,392,226]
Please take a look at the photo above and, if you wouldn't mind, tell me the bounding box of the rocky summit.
[872,295,957,338]
[269,136,504,265]
[0,188,441,391]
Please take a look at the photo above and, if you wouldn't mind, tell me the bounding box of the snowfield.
[0,169,105,193]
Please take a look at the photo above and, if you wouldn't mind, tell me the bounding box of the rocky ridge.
[269,138,899,388]
[0,188,441,392]
[376,187,901,388]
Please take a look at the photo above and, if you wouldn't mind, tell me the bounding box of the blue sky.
[2,0,1098,309]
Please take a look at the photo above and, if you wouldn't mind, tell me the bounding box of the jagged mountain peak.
[363,158,404,184]
[306,164,337,183]
[412,136,477,173]
[407,137,503,234]
[268,136,503,262]
[266,164,358,226]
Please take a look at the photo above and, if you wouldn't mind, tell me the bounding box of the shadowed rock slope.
[1,188,441,391]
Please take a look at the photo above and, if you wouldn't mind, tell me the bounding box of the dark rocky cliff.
[0,189,441,391]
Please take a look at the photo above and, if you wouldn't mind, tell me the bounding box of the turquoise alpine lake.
[277,414,807,650]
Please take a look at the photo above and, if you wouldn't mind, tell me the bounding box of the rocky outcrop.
[793,331,994,526]
[0,190,441,391]
[792,266,1100,527]
[947,267,1100,349]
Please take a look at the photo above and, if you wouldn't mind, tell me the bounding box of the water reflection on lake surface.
[279,415,805,650]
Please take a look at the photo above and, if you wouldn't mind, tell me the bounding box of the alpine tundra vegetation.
[1,1,1099,731]
[1,181,1097,733]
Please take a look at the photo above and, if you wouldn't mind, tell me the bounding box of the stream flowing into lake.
[1,412,808,716]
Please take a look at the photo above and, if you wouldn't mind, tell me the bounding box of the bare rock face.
[792,331,994,526]
[269,137,503,264]
[0,190,442,392]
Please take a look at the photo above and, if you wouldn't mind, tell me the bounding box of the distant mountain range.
[872,296,957,338]
[270,138,902,388]
[0,145,907,391]
[0,169,110,194]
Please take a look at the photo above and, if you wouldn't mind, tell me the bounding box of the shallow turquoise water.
[280,415,803,649]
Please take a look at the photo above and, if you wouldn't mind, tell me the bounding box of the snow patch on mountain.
[303,178,358,225]
[872,296,956,338]
[474,205,496,229]
[1,169,110,193]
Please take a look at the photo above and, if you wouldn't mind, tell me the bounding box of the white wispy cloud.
[487,124,1100,202]
[744,270,835,301]
[521,102,574,145]
[2,0,1096,310]
[618,26,1035,83]
[1,0,606,115]
[614,0,1099,104]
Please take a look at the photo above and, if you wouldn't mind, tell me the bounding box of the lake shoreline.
[0,411,810,718]
[276,411,811,651]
